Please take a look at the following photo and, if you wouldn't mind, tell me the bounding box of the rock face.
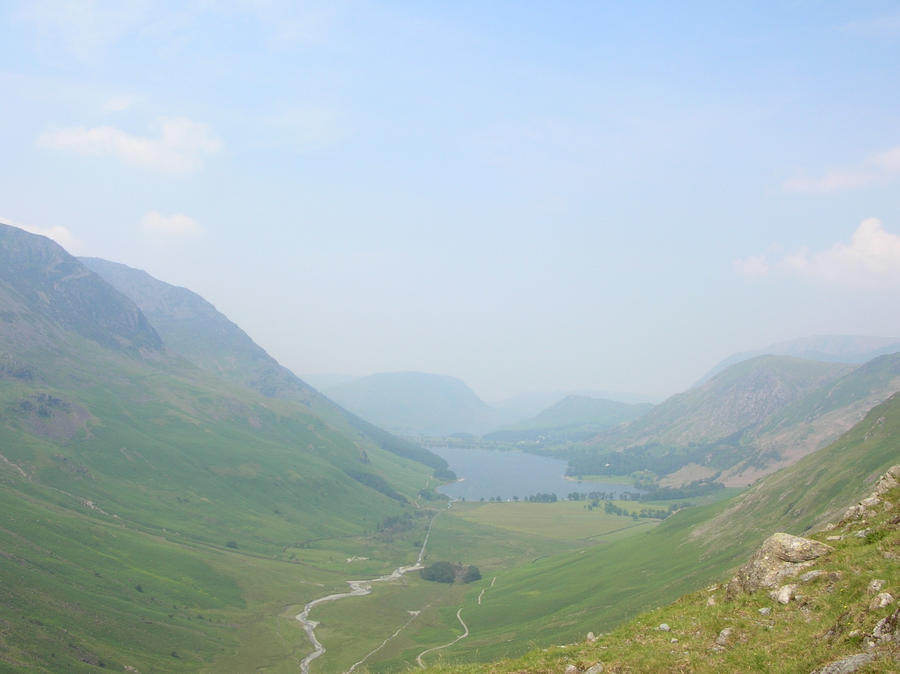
[873,465,900,496]
[842,465,900,522]
[726,533,833,597]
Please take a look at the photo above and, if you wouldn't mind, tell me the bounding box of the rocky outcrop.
[726,533,833,598]
[840,465,900,523]
[810,653,875,674]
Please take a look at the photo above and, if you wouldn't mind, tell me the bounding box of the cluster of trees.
[566,491,642,502]
[526,492,558,502]
[478,493,558,502]
[344,470,407,503]
[420,561,481,584]
[600,501,683,519]
[635,479,723,501]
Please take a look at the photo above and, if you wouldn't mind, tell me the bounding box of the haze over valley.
[3,3,900,673]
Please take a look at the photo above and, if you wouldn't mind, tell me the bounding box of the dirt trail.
[297,505,446,674]
[415,608,469,668]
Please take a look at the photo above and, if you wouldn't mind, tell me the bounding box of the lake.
[429,446,637,501]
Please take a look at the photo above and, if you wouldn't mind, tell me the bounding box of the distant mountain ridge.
[326,371,497,436]
[484,395,652,444]
[697,334,900,385]
[82,256,453,476]
[570,352,900,488]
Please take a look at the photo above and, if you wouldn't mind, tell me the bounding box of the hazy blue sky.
[3,1,900,400]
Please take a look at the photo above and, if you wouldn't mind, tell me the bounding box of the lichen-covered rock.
[584,664,604,674]
[868,579,886,594]
[715,627,733,646]
[873,465,900,496]
[872,608,900,641]
[770,583,797,604]
[841,503,869,522]
[726,533,833,597]
[869,592,894,610]
[810,652,875,674]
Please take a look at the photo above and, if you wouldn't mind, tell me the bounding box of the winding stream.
[297,507,443,674]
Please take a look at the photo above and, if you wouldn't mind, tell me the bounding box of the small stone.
[825,522,836,531]
[657,623,670,632]
[715,627,733,646]
[759,607,772,616]
[800,570,824,582]
[826,535,843,541]
[868,579,886,594]
[869,592,894,610]
[584,664,604,674]
[670,637,678,643]
[707,595,716,606]
[770,584,797,604]
[586,631,596,642]
[848,630,860,638]
[565,665,579,674]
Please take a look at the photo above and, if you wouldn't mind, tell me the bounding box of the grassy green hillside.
[590,356,850,451]
[410,393,900,669]
[569,353,900,488]
[425,440,900,672]
[0,225,444,671]
[81,256,454,479]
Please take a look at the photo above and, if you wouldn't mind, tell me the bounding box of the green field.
[452,500,657,542]
[278,499,662,673]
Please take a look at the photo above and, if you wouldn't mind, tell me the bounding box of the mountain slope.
[698,334,900,385]
[1,224,161,353]
[81,256,453,477]
[484,395,652,444]
[596,356,851,450]
[326,371,497,435]
[569,353,900,487]
[0,226,439,671]
[418,393,900,669]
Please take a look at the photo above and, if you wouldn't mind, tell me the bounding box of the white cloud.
[735,219,900,287]
[38,117,223,174]
[141,211,201,236]
[784,144,900,193]
[0,216,78,252]
[783,219,900,286]
[733,254,770,279]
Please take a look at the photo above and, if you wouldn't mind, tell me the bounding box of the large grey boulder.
[727,533,833,598]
